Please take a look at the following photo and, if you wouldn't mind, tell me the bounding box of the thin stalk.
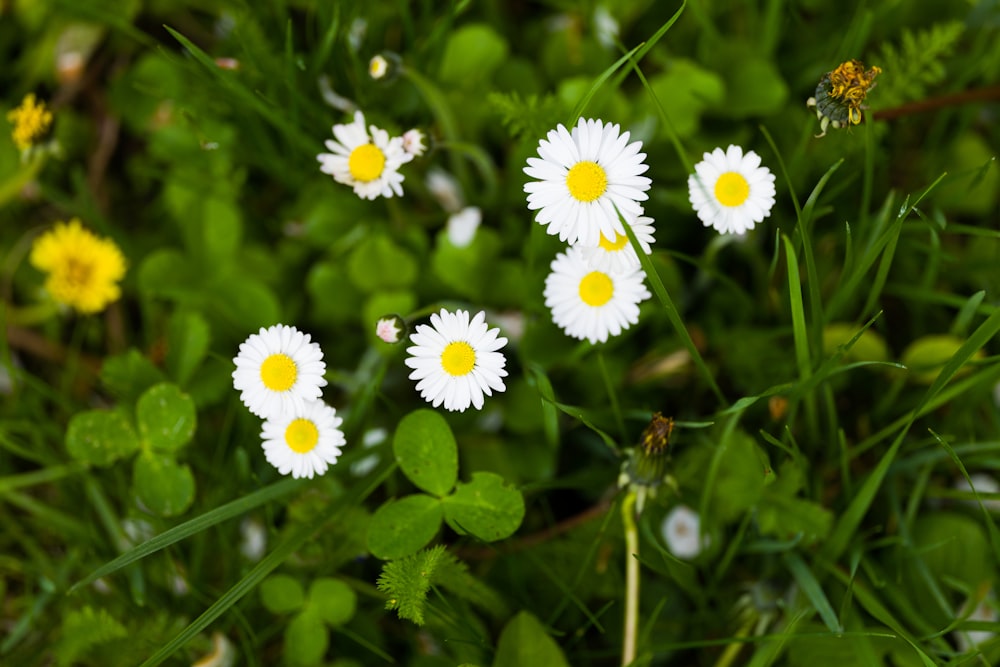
[622,491,640,667]
[712,617,754,667]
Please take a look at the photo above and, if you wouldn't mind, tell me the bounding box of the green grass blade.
[137,462,396,667]
[784,552,842,633]
[824,306,1000,562]
[68,477,304,593]
[621,209,727,406]
[570,43,644,124]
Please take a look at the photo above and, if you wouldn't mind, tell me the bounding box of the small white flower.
[404,309,508,412]
[232,324,327,419]
[402,128,427,157]
[447,206,481,248]
[661,505,708,560]
[524,117,651,246]
[375,315,406,344]
[260,399,345,479]
[543,246,651,344]
[426,168,464,213]
[368,54,389,79]
[688,145,776,235]
[317,110,414,200]
[578,213,656,274]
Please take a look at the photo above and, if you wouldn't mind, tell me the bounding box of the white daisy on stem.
[260,399,345,479]
[579,212,656,274]
[232,324,327,419]
[404,309,508,412]
[544,246,651,344]
[661,505,709,560]
[524,117,651,246]
[687,144,776,235]
[317,111,414,200]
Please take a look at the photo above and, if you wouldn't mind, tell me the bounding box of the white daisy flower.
[260,399,345,479]
[524,117,651,246]
[579,213,656,274]
[232,324,327,419]
[543,246,651,344]
[317,111,414,200]
[404,309,508,412]
[661,505,709,560]
[401,128,427,157]
[687,144,776,235]
[446,206,481,248]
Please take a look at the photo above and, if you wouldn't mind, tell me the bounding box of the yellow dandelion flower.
[7,94,53,151]
[29,219,126,314]
[807,60,882,137]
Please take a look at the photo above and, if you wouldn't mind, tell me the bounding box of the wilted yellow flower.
[7,93,53,151]
[807,60,882,137]
[30,219,126,314]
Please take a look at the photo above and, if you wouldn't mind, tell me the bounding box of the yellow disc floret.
[598,231,629,251]
[579,271,614,307]
[285,418,320,453]
[714,172,751,208]
[29,219,126,314]
[260,353,298,392]
[348,143,386,182]
[566,161,608,202]
[441,341,476,376]
[7,93,53,151]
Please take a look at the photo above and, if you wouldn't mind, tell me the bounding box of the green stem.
[598,351,627,444]
[621,491,640,667]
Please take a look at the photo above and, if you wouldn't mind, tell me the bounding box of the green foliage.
[492,611,570,667]
[55,606,128,667]
[875,21,965,108]
[392,409,458,497]
[442,472,525,542]
[376,545,451,626]
[488,91,566,140]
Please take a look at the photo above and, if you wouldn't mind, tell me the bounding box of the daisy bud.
[375,314,407,344]
[401,128,427,157]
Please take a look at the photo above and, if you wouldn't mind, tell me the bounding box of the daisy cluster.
[232,325,345,479]
[524,117,777,343]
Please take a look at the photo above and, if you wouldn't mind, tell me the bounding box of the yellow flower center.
[7,93,53,151]
[714,172,750,207]
[598,231,629,252]
[441,341,476,376]
[579,271,614,307]
[565,161,607,202]
[285,418,319,454]
[260,353,298,392]
[348,143,386,182]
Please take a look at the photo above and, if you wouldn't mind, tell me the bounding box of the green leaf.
[285,610,328,666]
[757,461,832,545]
[643,59,724,138]
[133,452,195,517]
[367,494,443,560]
[260,574,306,614]
[99,348,166,403]
[438,23,509,85]
[55,606,128,667]
[201,196,242,264]
[492,611,570,667]
[431,227,502,300]
[137,383,196,452]
[442,472,524,542]
[376,545,451,626]
[347,234,418,293]
[165,311,211,386]
[137,249,201,300]
[393,409,458,497]
[900,334,980,384]
[66,409,140,467]
[309,578,356,627]
[307,261,365,325]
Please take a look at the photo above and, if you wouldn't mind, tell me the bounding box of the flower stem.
[621,491,640,667]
